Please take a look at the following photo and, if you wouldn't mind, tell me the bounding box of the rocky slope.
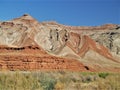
[0,14,120,72]
[0,45,92,71]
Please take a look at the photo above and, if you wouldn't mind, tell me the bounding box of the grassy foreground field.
[0,71,119,90]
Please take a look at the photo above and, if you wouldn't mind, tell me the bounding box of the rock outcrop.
[90,31,120,55]
[0,14,120,72]
[0,45,92,72]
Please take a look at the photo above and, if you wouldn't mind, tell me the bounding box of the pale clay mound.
[0,14,120,72]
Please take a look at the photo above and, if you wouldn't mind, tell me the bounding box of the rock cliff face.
[0,45,92,71]
[0,14,120,72]
[90,31,120,55]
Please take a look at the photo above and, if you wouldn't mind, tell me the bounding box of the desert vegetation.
[0,71,119,90]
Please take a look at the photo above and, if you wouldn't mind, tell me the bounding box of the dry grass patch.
[0,71,119,90]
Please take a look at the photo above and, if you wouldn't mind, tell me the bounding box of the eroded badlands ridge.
[0,45,92,71]
[0,14,120,72]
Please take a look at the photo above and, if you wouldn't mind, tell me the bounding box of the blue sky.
[0,0,119,26]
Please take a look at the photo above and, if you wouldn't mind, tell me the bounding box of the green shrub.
[39,74,56,90]
[98,72,109,79]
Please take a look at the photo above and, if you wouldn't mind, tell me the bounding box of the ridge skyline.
[0,13,119,27]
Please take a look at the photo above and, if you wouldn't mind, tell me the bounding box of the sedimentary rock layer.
[0,14,120,72]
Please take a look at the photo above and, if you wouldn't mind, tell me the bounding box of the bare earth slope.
[0,14,120,72]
